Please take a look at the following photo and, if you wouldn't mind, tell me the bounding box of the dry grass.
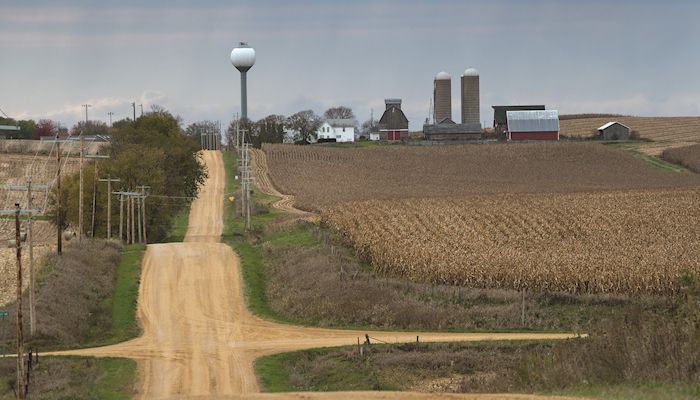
[323,189,700,295]
[662,144,700,173]
[263,142,700,211]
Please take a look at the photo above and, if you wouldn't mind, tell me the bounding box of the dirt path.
[50,150,586,399]
[249,149,312,216]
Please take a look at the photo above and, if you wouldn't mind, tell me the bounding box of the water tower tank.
[230,42,256,119]
[461,68,480,125]
[434,72,452,123]
[230,43,256,72]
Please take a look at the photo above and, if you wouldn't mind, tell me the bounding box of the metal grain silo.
[433,71,452,123]
[461,68,479,125]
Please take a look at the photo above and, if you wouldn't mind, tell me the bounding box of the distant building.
[0,124,21,139]
[597,122,630,140]
[492,105,545,136]
[506,110,560,141]
[378,99,409,141]
[423,69,482,141]
[317,119,356,143]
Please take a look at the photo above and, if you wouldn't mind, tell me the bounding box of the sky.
[1,0,700,130]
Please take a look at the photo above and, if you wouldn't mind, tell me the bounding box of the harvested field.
[323,188,700,295]
[263,143,700,211]
[560,116,700,155]
[662,144,700,173]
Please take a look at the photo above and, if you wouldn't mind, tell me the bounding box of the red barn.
[506,110,560,141]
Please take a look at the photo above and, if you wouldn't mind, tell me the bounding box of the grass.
[255,348,391,393]
[607,142,689,172]
[162,205,190,242]
[109,243,145,344]
[255,342,700,399]
[0,356,136,399]
[87,357,137,400]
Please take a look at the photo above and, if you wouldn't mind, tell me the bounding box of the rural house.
[597,121,631,140]
[317,119,356,143]
[506,110,560,141]
[378,99,409,141]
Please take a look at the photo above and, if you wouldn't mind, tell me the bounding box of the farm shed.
[492,105,545,135]
[0,124,20,139]
[598,121,630,140]
[506,110,560,141]
[317,119,356,143]
[378,99,409,141]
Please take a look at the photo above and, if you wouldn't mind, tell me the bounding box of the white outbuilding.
[317,119,356,143]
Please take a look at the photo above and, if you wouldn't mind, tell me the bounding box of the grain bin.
[461,68,480,125]
[434,72,452,123]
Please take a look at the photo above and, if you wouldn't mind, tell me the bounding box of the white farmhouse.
[316,119,356,143]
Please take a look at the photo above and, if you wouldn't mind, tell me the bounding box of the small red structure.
[506,110,559,141]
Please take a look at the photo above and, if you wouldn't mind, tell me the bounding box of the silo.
[461,68,480,125]
[433,72,452,123]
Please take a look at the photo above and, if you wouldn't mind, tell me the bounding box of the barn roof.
[506,110,560,133]
[598,121,629,130]
[378,105,409,131]
[493,105,545,124]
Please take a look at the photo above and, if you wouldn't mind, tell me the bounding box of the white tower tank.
[230,42,256,119]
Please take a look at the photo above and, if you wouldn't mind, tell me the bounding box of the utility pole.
[139,104,143,116]
[15,204,25,400]
[136,193,142,243]
[26,178,35,337]
[107,111,114,127]
[119,193,124,242]
[136,186,150,244]
[131,102,136,122]
[91,160,99,237]
[78,132,84,241]
[130,194,135,244]
[56,140,62,254]
[100,176,120,239]
[126,195,131,244]
[82,103,91,123]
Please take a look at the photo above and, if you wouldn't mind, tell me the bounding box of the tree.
[225,117,256,148]
[36,119,58,138]
[71,120,109,136]
[185,120,220,147]
[286,110,322,144]
[360,118,378,137]
[253,114,285,147]
[48,107,207,241]
[323,106,355,120]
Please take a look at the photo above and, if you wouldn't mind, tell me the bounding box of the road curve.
[52,150,586,399]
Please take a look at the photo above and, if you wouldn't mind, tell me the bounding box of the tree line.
[49,107,206,242]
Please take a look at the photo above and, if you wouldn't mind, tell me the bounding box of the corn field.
[323,189,700,295]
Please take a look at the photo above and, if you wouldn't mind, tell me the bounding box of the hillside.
[263,142,700,211]
[560,116,700,155]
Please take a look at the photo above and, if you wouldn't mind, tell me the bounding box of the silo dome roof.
[462,68,479,77]
[435,71,451,80]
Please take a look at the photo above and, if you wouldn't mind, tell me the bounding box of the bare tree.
[287,110,322,144]
[323,106,355,120]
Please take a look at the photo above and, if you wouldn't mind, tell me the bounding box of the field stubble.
[263,143,700,211]
[323,189,700,295]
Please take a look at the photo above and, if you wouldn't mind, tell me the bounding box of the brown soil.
[47,151,585,399]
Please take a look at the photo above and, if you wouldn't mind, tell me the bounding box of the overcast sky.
[2,0,699,130]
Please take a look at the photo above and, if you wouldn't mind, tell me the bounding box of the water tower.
[433,71,452,123]
[230,42,256,119]
[461,68,480,126]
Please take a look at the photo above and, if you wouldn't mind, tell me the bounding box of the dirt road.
[249,149,311,216]
[53,151,585,399]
